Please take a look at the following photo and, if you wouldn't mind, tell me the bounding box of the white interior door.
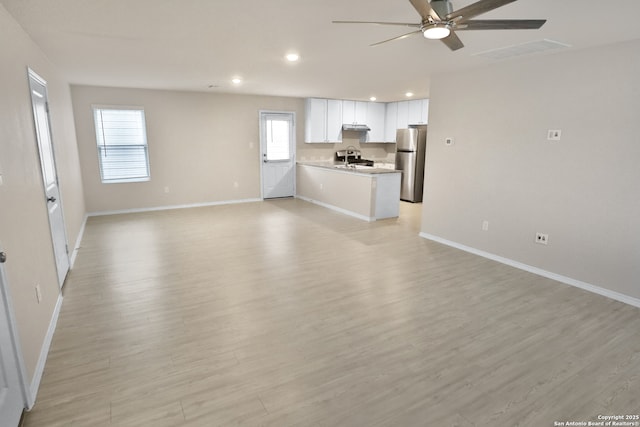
[28,70,69,287]
[0,254,26,426]
[260,111,295,199]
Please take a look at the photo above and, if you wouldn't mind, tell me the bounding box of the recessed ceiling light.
[405,92,414,97]
[370,96,377,101]
[232,77,243,85]
[286,53,300,62]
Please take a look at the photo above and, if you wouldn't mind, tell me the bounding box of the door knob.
[0,252,6,263]
[47,196,56,203]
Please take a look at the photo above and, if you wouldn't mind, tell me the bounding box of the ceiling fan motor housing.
[429,0,454,22]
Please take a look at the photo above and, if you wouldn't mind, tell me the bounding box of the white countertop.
[297,161,400,175]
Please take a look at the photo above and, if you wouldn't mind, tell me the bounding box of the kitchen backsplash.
[297,134,396,162]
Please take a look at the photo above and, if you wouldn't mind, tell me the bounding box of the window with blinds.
[93,107,150,183]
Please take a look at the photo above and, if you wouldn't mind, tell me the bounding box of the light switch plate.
[547,129,561,141]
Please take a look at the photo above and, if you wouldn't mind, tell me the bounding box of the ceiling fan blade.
[332,20,421,28]
[409,0,441,21]
[457,19,546,30]
[370,30,423,46]
[440,31,464,51]
[447,0,517,22]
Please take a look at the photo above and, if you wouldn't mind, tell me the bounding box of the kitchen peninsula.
[296,162,401,221]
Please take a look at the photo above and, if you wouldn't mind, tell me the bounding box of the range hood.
[342,123,370,132]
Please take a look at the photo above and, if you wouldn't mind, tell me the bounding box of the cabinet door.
[408,99,428,125]
[366,102,386,142]
[396,101,409,129]
[305,98,328,143]
[408,99,422,124]
[326,99,343,143]
[342,100,368,125]
[421,99,429,124]
[342,100,355,124]
[354,101,368,124]
[384,102,398,143]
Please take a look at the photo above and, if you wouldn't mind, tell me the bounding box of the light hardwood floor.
[24,199,640,426]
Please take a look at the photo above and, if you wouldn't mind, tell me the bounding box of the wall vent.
[473,39,571,60]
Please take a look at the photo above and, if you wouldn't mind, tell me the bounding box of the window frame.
[264,114,293,162]
[92,105,151,184]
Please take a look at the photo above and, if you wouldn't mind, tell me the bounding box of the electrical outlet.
[482,220,489,231]
[445,137,454,146]
[535,232,549,245]
[35,284,42,303]
[547,129,562,141]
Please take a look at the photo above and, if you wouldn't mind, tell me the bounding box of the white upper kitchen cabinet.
[396,101,409,129]
[342,100,368,125]
[305,98,325,142]
[408,99,429,125]
[384,102,398,143]
[326,99,343,142]
[365,102,386,142]
[305,98,343,143]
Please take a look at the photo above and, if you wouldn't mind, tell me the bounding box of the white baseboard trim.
[69,214,88,269]
[29,293,63,406]
[419,232,640,309]
[87,198,262,217]
[296,195,374,222]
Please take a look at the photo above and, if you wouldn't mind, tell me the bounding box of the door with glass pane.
[260,112,295,199]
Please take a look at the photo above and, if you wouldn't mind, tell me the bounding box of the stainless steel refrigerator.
[395,127,427,202]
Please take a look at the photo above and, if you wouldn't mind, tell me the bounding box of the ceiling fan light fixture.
[423,24,451,40]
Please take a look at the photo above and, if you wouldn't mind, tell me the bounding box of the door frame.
[259,110,296,199]
[28,68,70,288]
[0,256,31,415]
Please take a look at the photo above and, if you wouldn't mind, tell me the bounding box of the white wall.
[71,86,309,212]
[71,86,396,214]
[0,4,86,385]
[422,39,640,300]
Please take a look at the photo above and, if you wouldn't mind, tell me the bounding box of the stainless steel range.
[335,148,374,166]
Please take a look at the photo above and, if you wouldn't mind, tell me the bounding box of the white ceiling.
[3,0,640,101]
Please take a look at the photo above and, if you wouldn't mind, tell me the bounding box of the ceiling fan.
[333,0,546,51]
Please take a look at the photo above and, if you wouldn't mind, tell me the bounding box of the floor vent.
[473,39,572,60]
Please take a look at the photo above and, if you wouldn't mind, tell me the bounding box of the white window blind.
[93,107,150,183]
